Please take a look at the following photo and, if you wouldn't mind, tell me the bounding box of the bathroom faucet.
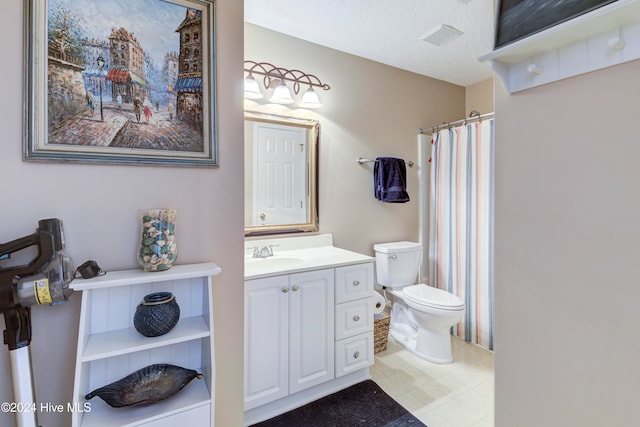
[250,244,278,258]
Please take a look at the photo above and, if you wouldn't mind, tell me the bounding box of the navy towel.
[374,157,410,203]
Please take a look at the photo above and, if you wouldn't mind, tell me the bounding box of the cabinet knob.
[353,280,360,286]
[281,287,289,293]
[353,315,360,322]
[292,285,300,292]
[353,351,360,359]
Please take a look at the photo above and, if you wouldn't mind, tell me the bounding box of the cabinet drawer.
[335,299,373,340]
[335,333,374,378]
[335,263,373,303]
[137,404,210,426]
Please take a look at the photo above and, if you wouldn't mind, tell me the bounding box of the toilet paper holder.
[372,292,388,314]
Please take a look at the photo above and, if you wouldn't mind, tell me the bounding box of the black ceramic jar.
[133,292,180,337]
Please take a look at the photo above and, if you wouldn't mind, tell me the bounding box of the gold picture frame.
[244,112,319,236]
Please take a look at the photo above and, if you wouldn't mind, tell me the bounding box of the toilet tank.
[373,241,422,287]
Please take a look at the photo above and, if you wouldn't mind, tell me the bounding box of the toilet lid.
[402,284,465,310]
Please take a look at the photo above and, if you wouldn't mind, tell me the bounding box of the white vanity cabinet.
[244,269,334,410]
[70,263,221,427]
[244,234,380,425]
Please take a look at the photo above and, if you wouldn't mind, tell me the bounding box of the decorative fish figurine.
[85,364,202,407]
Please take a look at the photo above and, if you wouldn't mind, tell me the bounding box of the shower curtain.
[428,119,494,351]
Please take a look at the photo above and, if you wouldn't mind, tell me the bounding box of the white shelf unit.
[70,262,221,427]
[480,0,640,93]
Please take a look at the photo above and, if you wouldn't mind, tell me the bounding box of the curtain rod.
[419,111,494,135]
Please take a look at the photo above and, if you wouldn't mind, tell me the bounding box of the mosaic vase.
[137,208,178,272]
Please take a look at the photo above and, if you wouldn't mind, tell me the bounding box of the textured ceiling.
[245,0,496,87]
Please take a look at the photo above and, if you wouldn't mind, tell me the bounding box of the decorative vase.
[133,291,180,337]
[137,208,177,272]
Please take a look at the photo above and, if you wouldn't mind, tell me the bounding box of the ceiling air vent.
[420,24,463,46]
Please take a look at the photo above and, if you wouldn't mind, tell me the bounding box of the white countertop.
[244,234,373,279]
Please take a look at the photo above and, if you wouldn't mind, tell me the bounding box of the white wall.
[495,60,640,426]
[466,77,494,115]
[0,1,245,426]
[245,24,466,255]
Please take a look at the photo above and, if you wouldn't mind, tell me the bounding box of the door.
[244,276,289,409]
[253,122,308,225]
[288,269,335,394]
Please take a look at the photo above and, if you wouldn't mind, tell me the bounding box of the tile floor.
[371,336,494,427]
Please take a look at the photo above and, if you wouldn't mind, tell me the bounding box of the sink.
[244,254,309,275]
[244,235,375,279]
[245,256,308,269]
[244,255,309,278]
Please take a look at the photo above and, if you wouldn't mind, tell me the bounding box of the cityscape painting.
[24,0,217,166]
[494,0,618,49]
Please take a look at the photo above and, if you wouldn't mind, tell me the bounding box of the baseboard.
[243,369,371,426]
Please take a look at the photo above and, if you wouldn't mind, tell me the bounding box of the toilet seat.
[402,284,464,311]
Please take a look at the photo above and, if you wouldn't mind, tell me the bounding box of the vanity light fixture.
[244,60,331,108]
[269,81,295,104]
[300,87,322,109]
[244,74,263,99]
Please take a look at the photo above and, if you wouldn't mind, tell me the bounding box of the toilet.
[374,241,465,363]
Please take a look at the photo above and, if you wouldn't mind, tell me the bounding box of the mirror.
[244,112,319,236]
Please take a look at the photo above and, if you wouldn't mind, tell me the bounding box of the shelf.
[70,262,221,291]
[82,316,210,362]
[479,0,640,93]
[72,262,219,426]
[80,376,210,427]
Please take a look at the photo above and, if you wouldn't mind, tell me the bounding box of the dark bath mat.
[250,379,426,427]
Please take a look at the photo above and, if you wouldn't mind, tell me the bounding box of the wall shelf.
[480,0,640,93]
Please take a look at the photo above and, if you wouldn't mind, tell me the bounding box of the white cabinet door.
[244,276,290,410]
[288,269,335,394]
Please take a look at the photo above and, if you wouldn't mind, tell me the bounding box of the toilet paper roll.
[372,292,386,314]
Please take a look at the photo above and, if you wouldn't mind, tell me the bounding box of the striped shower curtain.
[428,119,494,351]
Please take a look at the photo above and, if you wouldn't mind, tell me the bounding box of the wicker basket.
[373,313,391,354]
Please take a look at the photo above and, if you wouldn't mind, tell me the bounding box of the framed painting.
[24,0,218,166]
[494,0,618,49]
